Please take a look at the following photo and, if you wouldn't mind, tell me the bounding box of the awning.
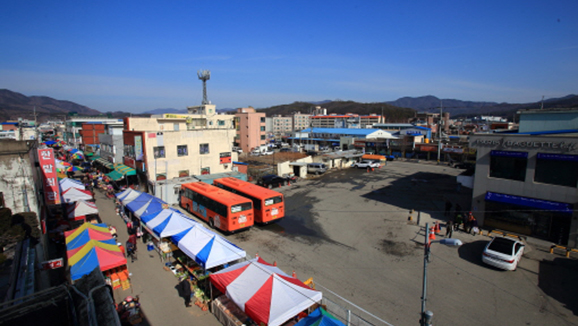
[114,164,136,176]
[106,170,124,181]
[89,156,101,161]
[95,158,114,169]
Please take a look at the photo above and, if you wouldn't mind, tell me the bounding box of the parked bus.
[180,182,254,233]
[213,177,284,224]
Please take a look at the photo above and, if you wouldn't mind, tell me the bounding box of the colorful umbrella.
[71,153,84,160]
[44,140,57,146]
[63,165,81,172]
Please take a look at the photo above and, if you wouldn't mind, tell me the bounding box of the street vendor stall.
[62,187,93,203]
[209,257,322,326]
[67,200,99,225]
[65,223,129,286]
[59,177,85,192]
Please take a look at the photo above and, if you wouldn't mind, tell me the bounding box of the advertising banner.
[38,148,61,205]
[134,135,143,160]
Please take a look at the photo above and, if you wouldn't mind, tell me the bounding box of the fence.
[315,282,395,326]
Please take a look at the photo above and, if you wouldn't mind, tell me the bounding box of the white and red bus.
[213,177,284,225]
[180,182,254,232]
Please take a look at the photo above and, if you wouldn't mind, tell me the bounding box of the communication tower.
[197,70,211,105]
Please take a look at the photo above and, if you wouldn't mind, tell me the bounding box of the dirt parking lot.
[205,160,578,326]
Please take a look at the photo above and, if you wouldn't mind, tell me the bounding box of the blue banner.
[537,153,578,162]
[491,150,528,158]
[485,191,573,213]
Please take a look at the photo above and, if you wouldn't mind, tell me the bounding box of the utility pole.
[437,101,443,164]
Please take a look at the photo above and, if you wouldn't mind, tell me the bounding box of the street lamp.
[420,222,462,326]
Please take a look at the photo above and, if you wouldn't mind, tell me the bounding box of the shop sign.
[134,135,143,160]
[442,146,464,154]
[124,157,136,169]
[419,144,438,152]
[38,148,61,205]
[485,191,573,213]
[41,258,64,270]
[220,152,232,164]
[471,138,577,152]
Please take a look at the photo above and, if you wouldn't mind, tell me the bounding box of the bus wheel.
[209,218,215,229]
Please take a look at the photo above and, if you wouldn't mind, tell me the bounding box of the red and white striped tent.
[62,187,93,203]
[67,200,99,220]
[209,257,322,326]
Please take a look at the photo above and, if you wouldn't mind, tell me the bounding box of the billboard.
[38,148,61,205]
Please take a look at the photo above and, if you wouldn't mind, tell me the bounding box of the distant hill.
[0,89,101,121]
[257,101,416,123]
[386,94,578,119]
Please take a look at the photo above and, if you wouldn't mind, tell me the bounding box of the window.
[489,151,527,181]
[218,120,225,126]
[200,144,209,154]
[534,153,578,187]
[153,146,165,158]
[174,123,180,131]
[260,117,266,123]
[177,145,188,156]
[260,126,265,131]
[178,170,189,177]
[260,135,266,140]
[156,173,166,180]
[201,167,210,175]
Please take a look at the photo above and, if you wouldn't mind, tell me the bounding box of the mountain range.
[1,88,576,122]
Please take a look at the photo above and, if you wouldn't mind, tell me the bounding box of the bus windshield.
[231,202,252,213]
[264,196,283,206]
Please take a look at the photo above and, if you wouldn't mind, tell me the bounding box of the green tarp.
[89,156,101,161]
[106,170,124,181]
[114,164,136,176]
[95,158,114,169]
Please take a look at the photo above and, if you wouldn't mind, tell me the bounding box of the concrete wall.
[0,140,39,215]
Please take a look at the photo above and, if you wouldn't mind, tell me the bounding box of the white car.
[250,150,261,156]
[263,150,274,155]
[232,146,243,154]
[482,236,525,271]
[351,160,380,169]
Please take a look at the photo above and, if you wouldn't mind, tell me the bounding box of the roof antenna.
[540,95,544,110]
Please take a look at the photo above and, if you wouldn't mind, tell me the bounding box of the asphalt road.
[205,160,578,326]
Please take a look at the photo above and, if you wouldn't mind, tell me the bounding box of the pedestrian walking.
[176,276,192,307]
[465,211,474,233]
[126,241,136,262]
[454,213,463,231]
[446,220,453,238]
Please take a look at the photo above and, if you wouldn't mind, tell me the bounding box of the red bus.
[180,182,254,232]
[213,177,284,224]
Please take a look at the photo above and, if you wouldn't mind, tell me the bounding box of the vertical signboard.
[219,152,232,164]
[38,148,61,205]
[134,135,143,160]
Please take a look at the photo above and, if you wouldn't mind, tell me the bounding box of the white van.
[307,163,327,175]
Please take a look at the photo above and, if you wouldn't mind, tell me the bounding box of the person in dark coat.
[446,220,453,238]
[176,277,192,307]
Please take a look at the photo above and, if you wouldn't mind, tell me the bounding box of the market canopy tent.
[294,307,346,326]
[114,164,137,176]
[106,170,124,181]
[67,200,99,220]
[210,257,322,326]
[119,189,143,205]
[140,208,178,224]
[125,193,165,218]
[66,240,127,281]
[65,223,116,253]
[62,187,93,203]
[60,178,85,192]
[172,225,246,270]
[147,211,197,238]
[116,188,140,202]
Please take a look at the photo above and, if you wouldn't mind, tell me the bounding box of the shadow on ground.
[458,240,491,268]
[538,257,578,316]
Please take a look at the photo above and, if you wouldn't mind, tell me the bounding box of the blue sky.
[1,1,577,113]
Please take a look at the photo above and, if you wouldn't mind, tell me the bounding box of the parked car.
[232,146,243,154]
[454,162,475,170]
[257,174,287,188]
[264,150,274,155]
[307,163,327,175]
[319,146,330,152]
[386,155,396,161]
[306,151,318,156]
[351,160,380,169]
[250,149,261,156]
[279,148,291,152]
[482,236,525,271]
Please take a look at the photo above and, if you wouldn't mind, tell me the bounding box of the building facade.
[234,107,266,153]
[469,133,578,246]
[122,109,237,186]
[293,112,311,131]
[98,124,124,164]
[310,114,383,129]
[65,117,123,147]
[271,116,292,135]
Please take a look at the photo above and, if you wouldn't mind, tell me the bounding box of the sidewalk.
[93,190,221,326]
